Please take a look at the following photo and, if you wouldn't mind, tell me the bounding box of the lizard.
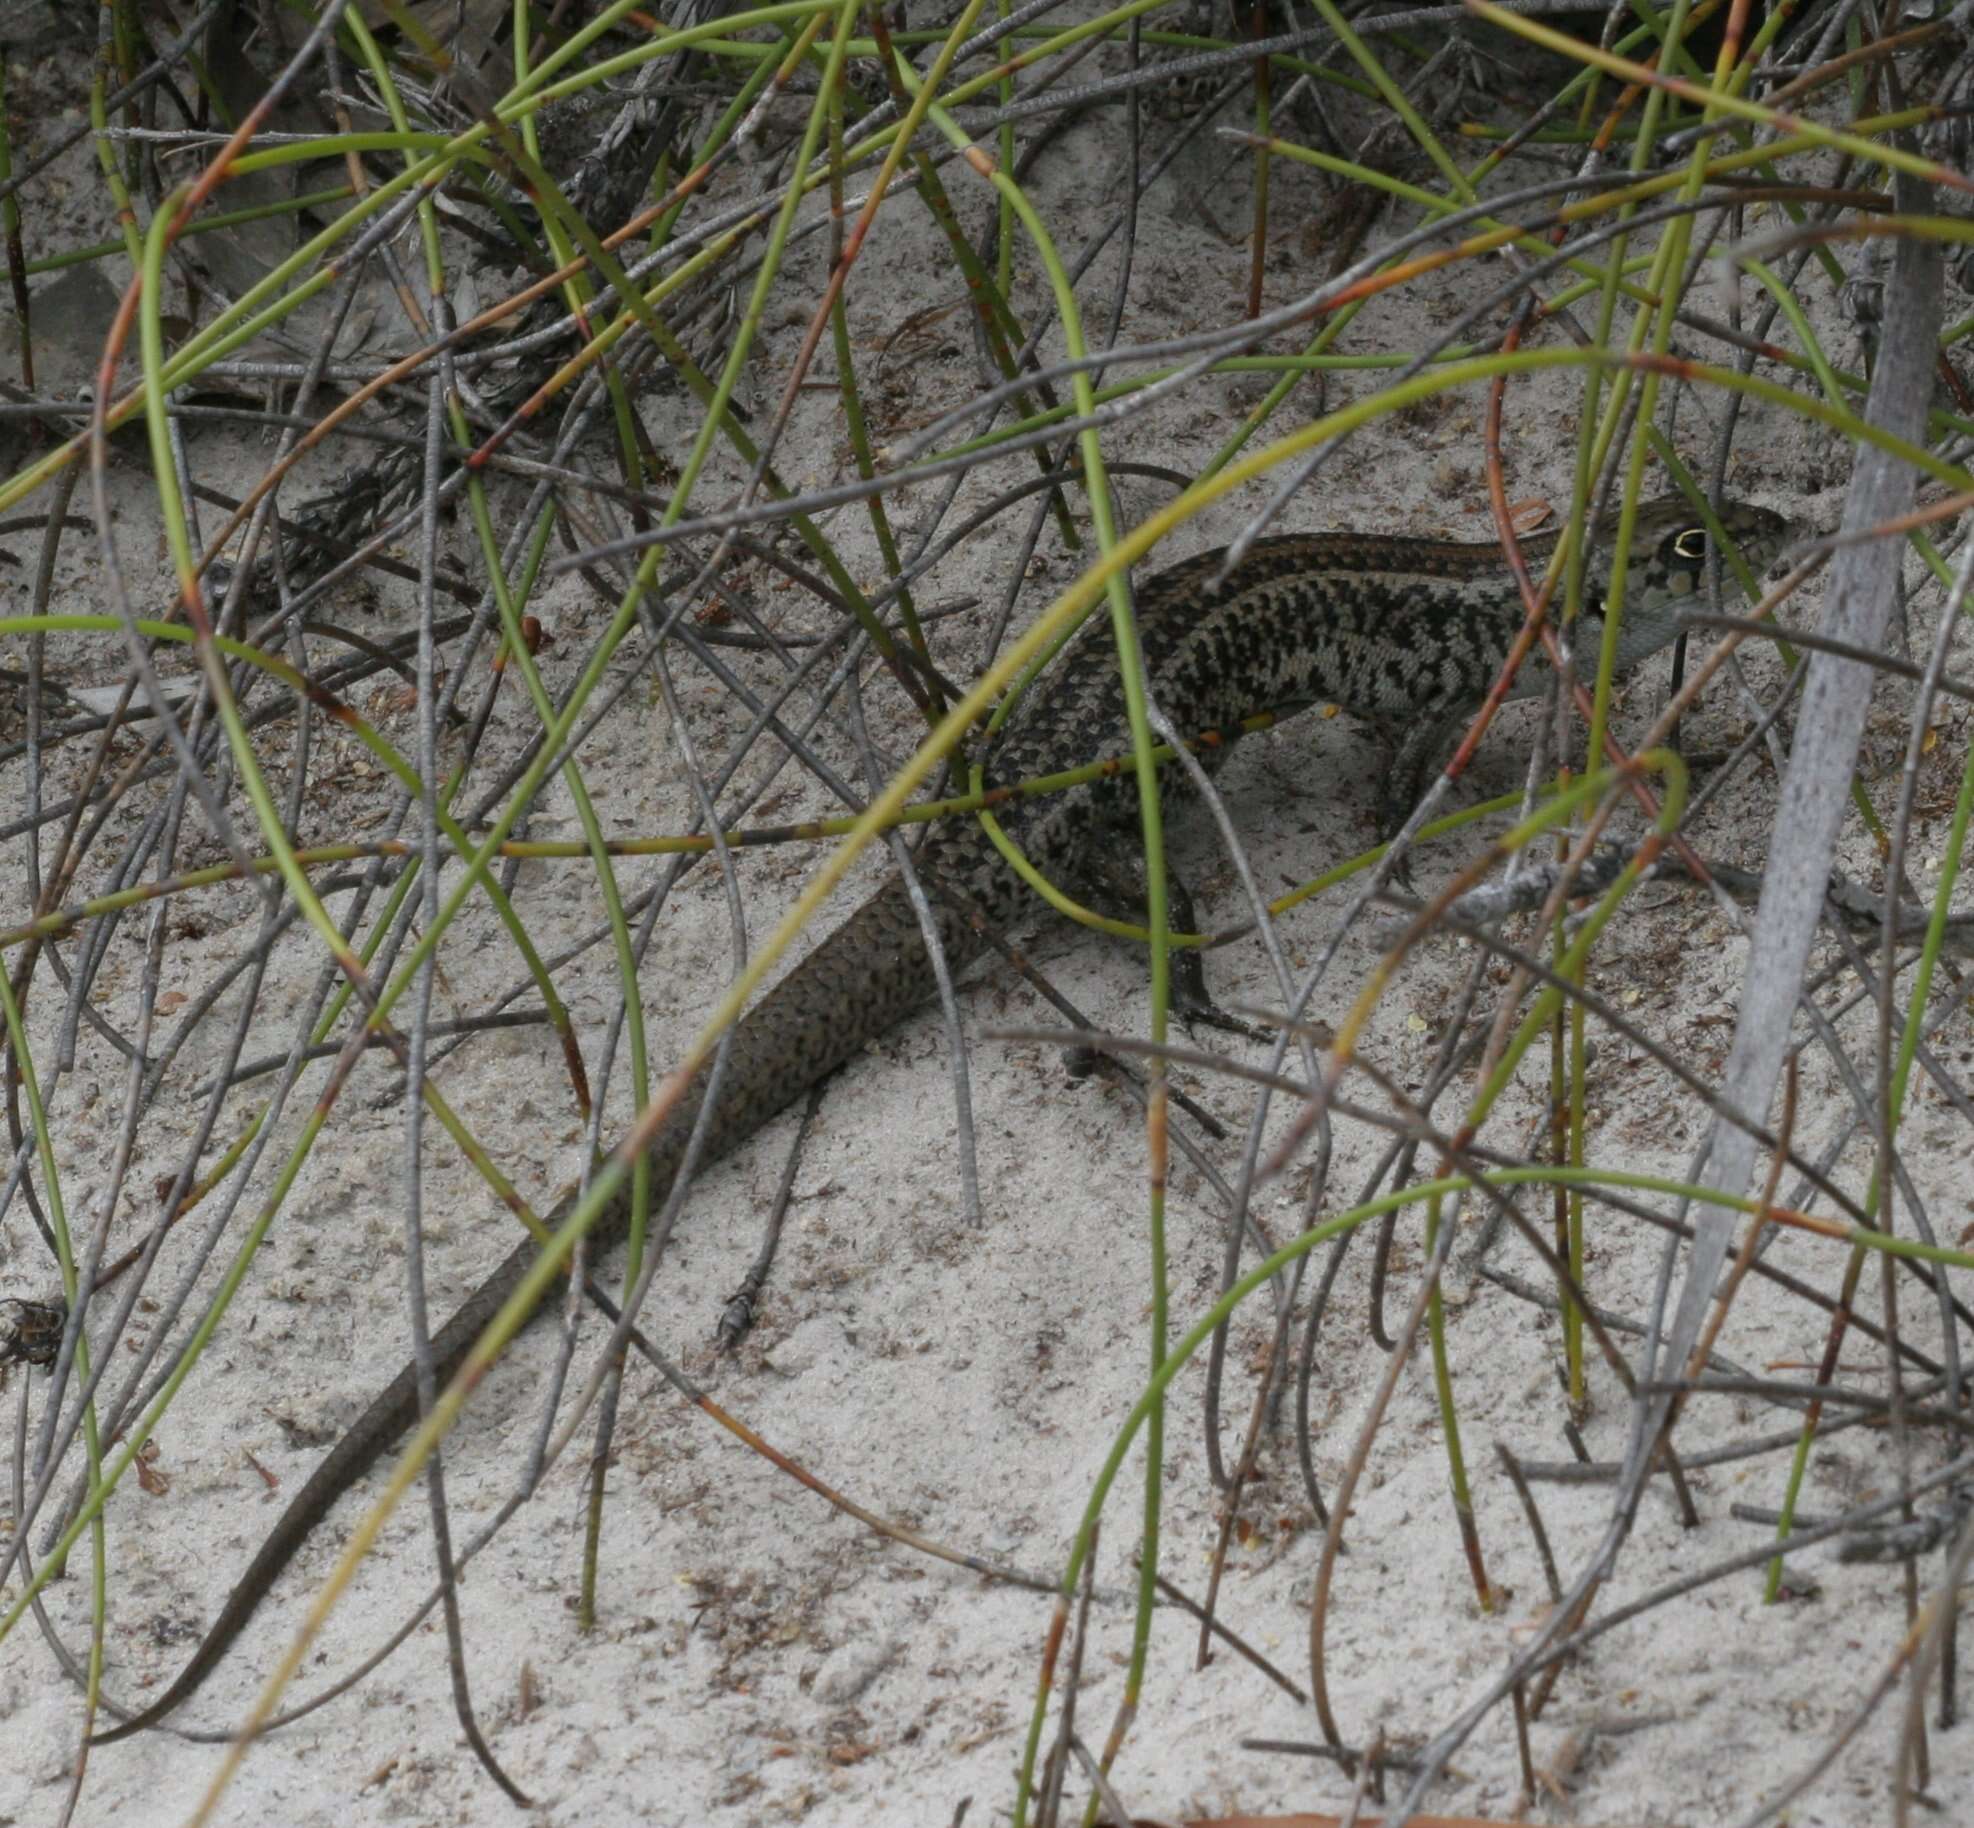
[94,492,1791,1741]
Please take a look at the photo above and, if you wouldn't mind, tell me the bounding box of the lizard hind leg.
[1071,845,1270,1041]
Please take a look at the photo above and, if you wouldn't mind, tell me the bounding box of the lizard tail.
[89,1227,546,1745]
[91,869,971,1742]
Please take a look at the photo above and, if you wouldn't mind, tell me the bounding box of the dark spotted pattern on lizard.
[94,493,1791,1742]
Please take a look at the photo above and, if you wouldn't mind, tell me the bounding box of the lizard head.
[1580,495,1795,672]
[1607,495,1796,607]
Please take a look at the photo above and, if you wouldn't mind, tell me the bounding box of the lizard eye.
[1671,526,1708,561]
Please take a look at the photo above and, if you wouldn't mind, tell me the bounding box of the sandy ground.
[4,18,1974,1828]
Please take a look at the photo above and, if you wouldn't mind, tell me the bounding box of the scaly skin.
[94,495,1790,1741]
